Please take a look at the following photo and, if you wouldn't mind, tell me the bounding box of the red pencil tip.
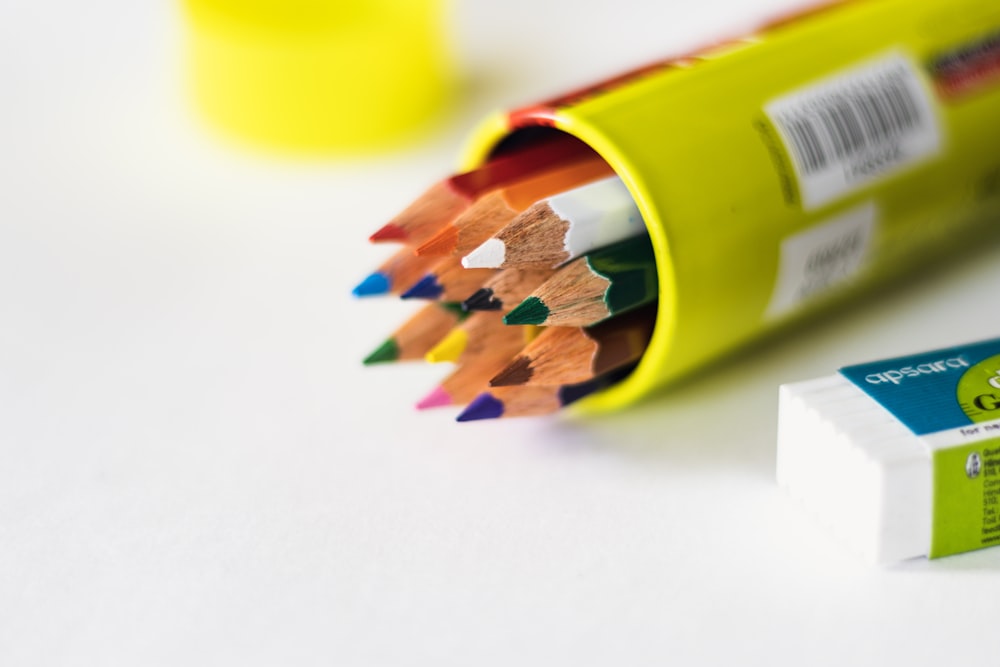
[369,223,407,243]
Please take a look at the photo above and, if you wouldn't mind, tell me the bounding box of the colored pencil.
[461,175,645,269]
[363,302,467,365]
[414,157,613,257]
[399,256,496,302]
[503,235,657,327]
[416,329,533,409]
[352,246,438,297]
[415,358,501,410]
[425,311,539,364]
[489,306,654,386]
[455,366,636,421]
[369,135,596,245]
[461,267,555,313]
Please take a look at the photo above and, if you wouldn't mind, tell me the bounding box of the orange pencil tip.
[414,226,459,257]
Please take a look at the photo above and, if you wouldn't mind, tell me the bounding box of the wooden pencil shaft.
[380,181,468,245]
[462,365,635,420]
[452,312,521,361]
[428,259,496,302]
[390,302,466,360]
[478,385,566,417]
[465,267,555,312]
[440,346,526,405]
[492,307,654,386]
[492,175,645,269]
[374,137,595,245]
[375,246,439,293]
[507,235,657,326]
[417,157,611,257]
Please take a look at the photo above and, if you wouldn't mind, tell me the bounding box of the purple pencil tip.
[456,392,505,422]
[400,274,443,300]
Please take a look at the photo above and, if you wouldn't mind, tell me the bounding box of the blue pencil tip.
[456,393,505,422]
[400,274,443,300]
[352,272,391,297]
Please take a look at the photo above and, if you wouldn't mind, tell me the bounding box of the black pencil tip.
[462,288,502,312]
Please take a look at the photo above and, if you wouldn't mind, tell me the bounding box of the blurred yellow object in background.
[182,0,453,152]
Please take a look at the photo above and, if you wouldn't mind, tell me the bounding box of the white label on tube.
[766,202,877,319]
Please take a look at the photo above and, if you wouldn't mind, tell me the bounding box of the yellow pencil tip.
[425,329,468,363]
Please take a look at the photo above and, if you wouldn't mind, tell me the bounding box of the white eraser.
[777,337,1000,564]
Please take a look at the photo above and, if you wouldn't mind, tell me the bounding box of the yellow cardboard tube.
[183,0,452,151]
[462,0,1000,413]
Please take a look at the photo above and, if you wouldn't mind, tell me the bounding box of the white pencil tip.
[462,238,506,268]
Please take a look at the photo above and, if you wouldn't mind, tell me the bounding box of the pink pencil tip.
[416,386,453,410]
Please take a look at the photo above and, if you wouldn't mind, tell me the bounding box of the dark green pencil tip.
[363,338,399,365]
[503,296,549,325]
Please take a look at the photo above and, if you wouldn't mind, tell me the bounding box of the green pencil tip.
[503,296,549,325]
[363,339,399,365]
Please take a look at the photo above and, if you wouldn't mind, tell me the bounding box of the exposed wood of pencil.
[506,259,612,326]
[489,307,654,386]
[400,255,497,302]
[418,326,533,408]
[461,267,555,313]
[470,202,573,268]
[504,235,657,327]
[353,246,439,296]
[455,381,597,421]
[456,364,639,421]
[464,175,644,269]
[414,157,613,257]
[370,135,596,245]
[463,386,569,419]
[363,302,466,365]
[370,181,470,245]
[440,356,516,406]
[426,311,531,365]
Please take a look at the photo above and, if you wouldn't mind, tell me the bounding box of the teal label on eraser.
[839,337,1000,435]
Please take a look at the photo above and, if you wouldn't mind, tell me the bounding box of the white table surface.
[4,1,1000,665]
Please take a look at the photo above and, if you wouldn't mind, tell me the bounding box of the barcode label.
[765,52,941,210]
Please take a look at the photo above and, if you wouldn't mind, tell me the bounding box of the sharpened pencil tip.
[489,356,533,387]
[416,386,453,410]
[363,339,399,365]
[456,393,505,421]
[400,275,444,300]
[425,329,468,363]
[352,272,391,297]
[504,296,549,325]
[369,223,407,243]
[462,288,502,312]
[415,226,458,257]
[462,238,506,269]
